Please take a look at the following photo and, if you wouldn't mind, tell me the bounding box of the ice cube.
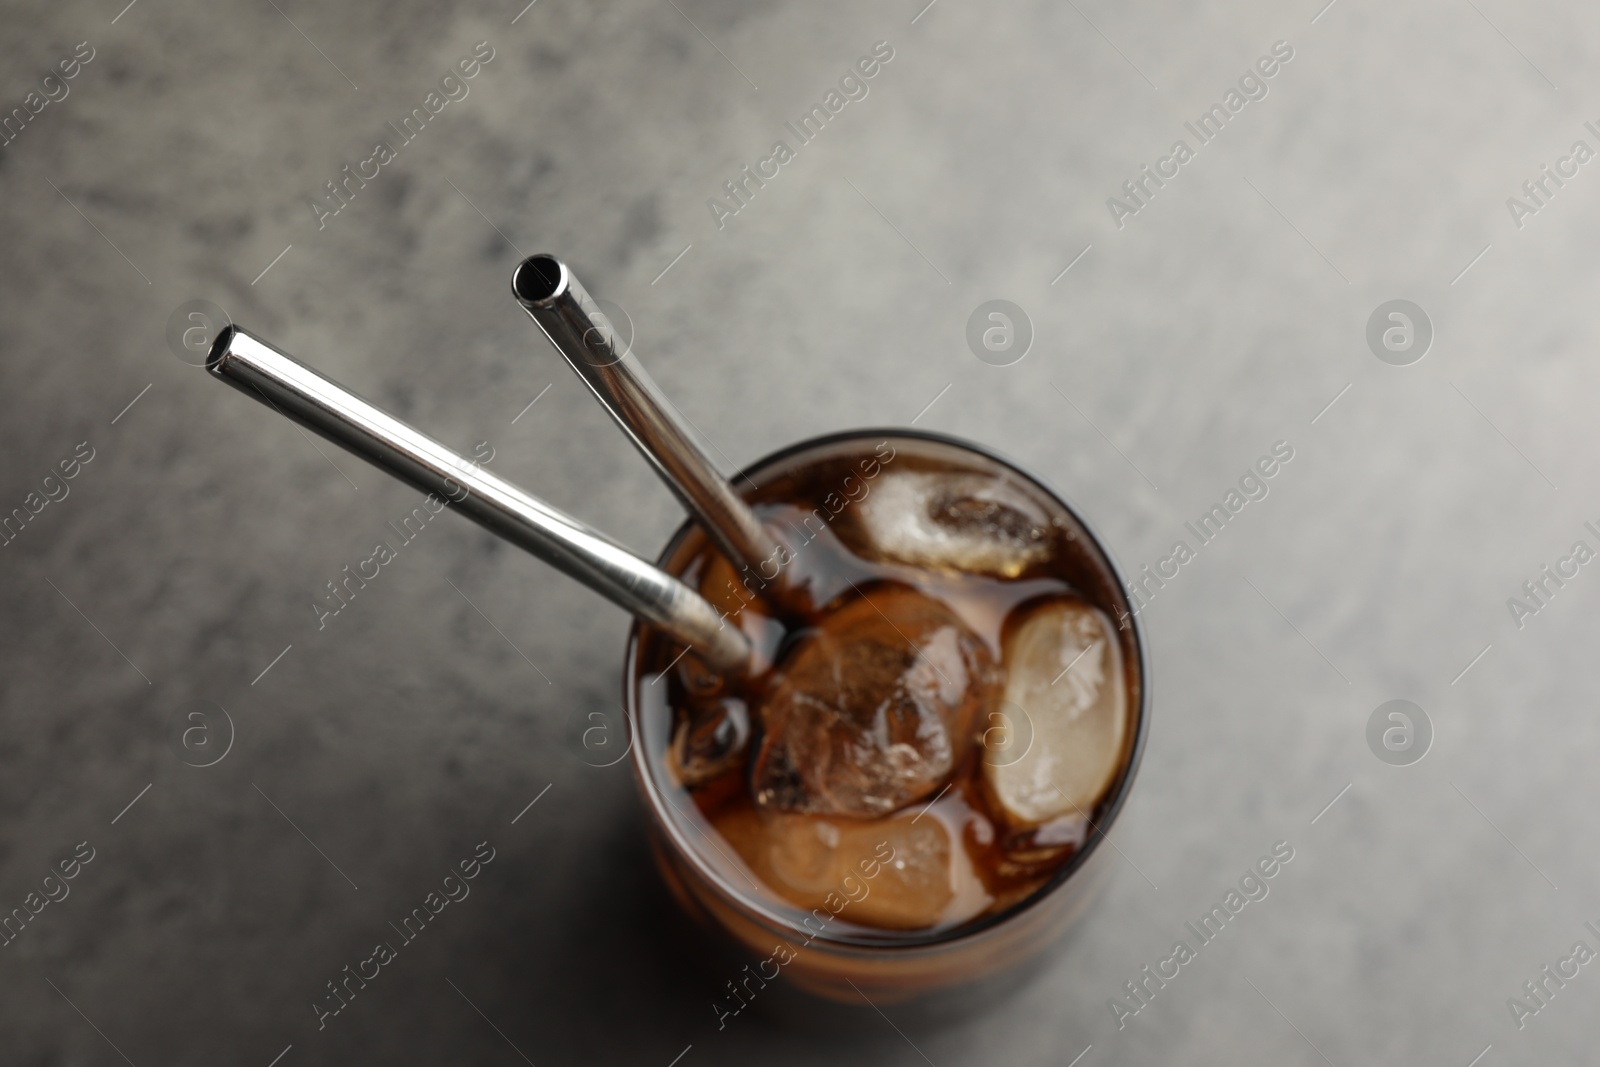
[716,809,958,930]
[752,585,999,818]
[851,471,1053,578]
[669,696,750,787]
[993,813,1090,880]
[983,598,1129,827]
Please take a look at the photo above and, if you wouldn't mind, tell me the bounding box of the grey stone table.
[3,0,1598,1063]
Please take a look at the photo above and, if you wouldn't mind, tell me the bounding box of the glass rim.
[624,426,1151,952]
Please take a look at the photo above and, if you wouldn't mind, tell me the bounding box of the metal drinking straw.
[206,325,751,673]
[511,254,786,589]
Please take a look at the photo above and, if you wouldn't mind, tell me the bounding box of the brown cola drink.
[629,431,1146,998]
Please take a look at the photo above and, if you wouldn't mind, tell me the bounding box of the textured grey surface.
[3,0,1600,1063]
